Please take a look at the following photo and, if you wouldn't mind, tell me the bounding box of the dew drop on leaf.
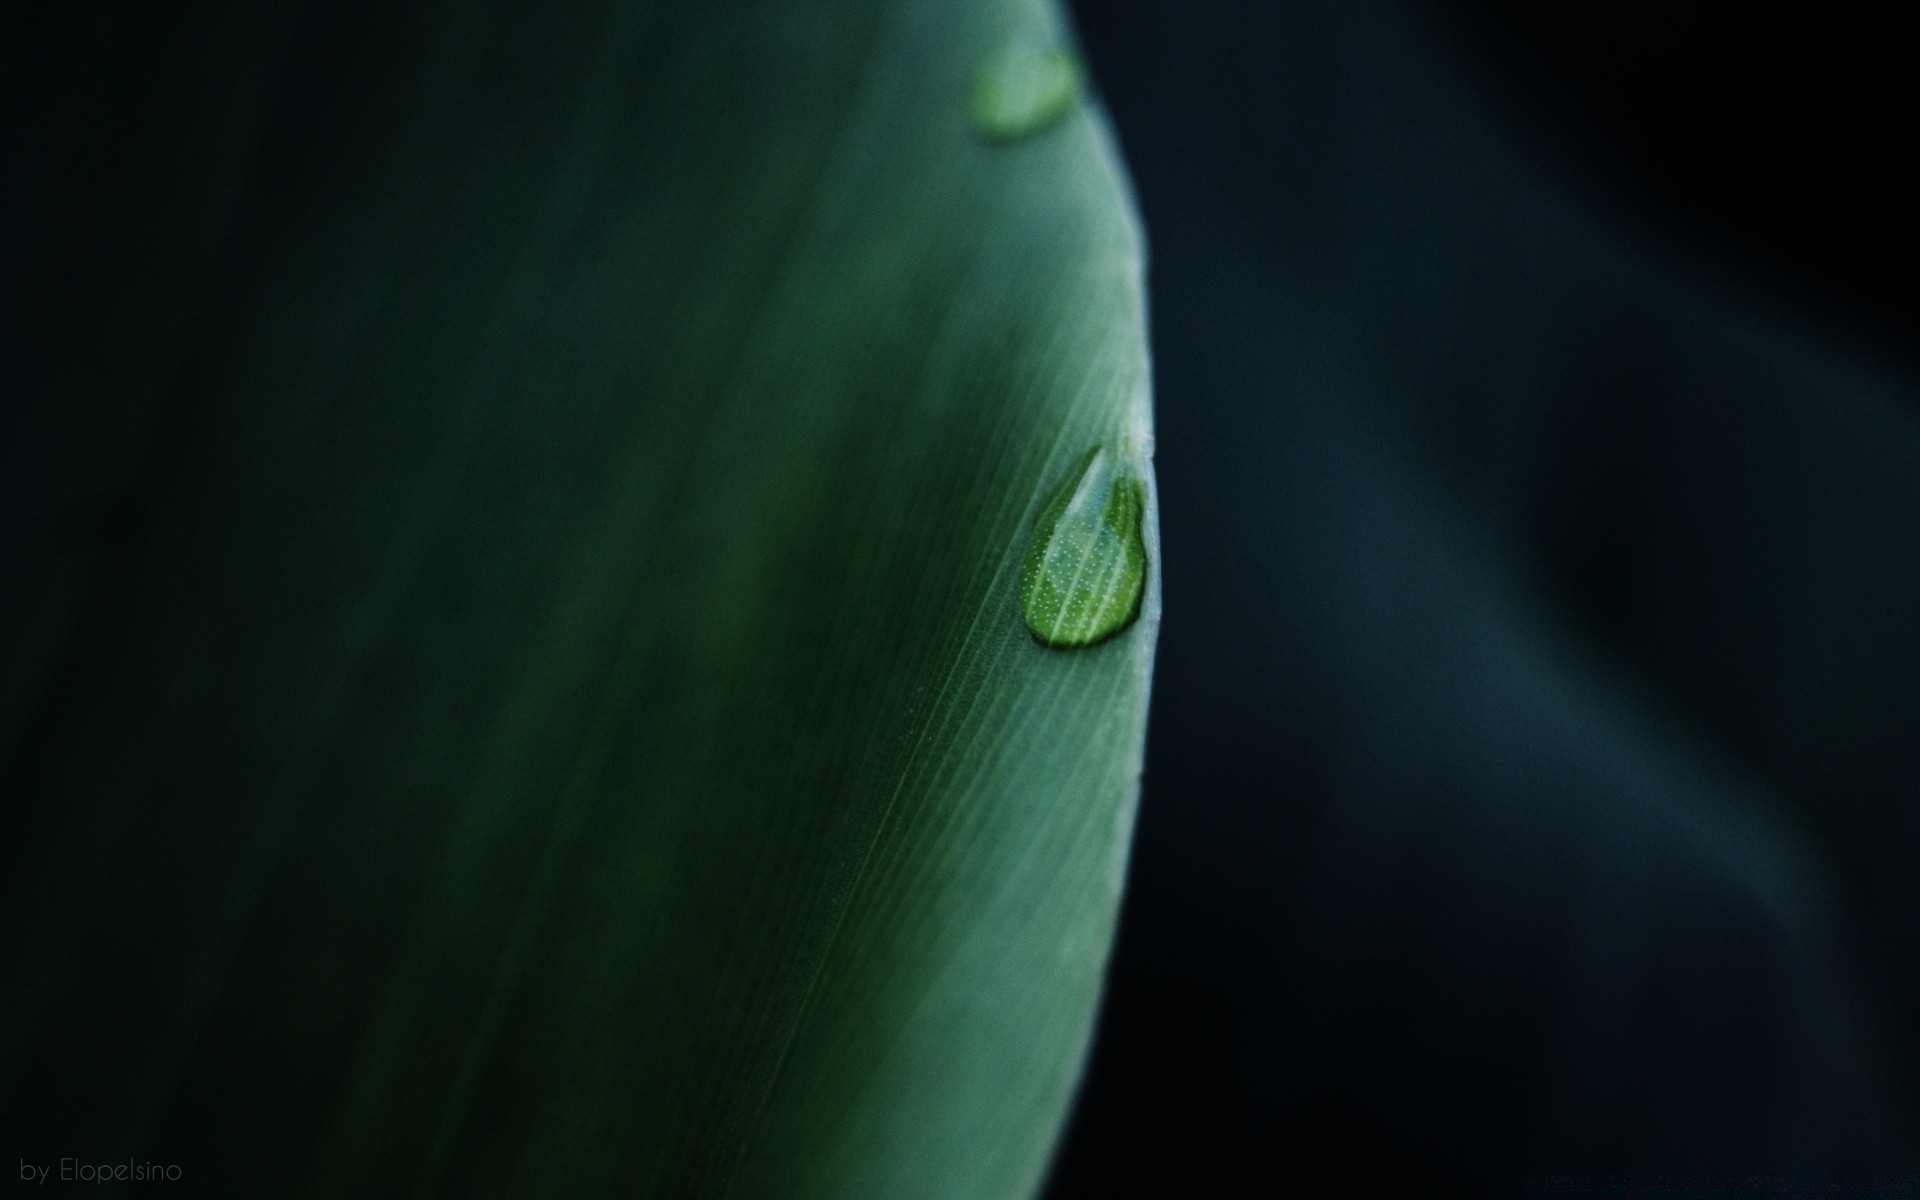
[1019,445,1148,649]
[969,39,1084,142]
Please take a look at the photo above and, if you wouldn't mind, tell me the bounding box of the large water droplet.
[970,39,1084,142]
[1020,445,1147,649]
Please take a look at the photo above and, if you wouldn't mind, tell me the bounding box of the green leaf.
[0,0,1156,1195]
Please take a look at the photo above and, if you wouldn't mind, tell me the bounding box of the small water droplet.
[1020,445,1148,649]
[970,39,1084,142]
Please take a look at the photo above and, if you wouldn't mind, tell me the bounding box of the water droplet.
[1020,446,1148,649]
[970,39,1084,142]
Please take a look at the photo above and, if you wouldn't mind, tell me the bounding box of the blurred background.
[1046,0,1919,1192]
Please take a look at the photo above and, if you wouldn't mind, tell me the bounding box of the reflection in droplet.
[970,39,1084,142]
[1019,445,1147,649]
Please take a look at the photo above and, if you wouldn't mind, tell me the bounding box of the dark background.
[1047,0,1919,1192]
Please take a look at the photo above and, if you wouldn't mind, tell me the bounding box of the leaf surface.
[0,0,1156,1195]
